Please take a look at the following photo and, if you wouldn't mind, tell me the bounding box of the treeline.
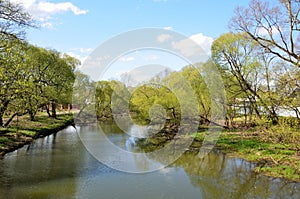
[93,67,208,125]
[92,59,298,128]
[0,1,79,127]
[213,0,300,126]
[88,0,299,129]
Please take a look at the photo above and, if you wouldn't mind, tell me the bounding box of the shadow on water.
[0,122,299,198]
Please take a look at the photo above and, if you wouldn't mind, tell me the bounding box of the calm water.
[0,123,299,199]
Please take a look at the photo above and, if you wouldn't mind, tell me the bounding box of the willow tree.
[73,71,95,119]
[129,84,180,124]
[181,65,211,124]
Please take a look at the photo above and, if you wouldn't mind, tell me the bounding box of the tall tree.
[0,38,27,126]
[230,0,300,67]
[73,71,95,118]
[212,32,280,124]
[0,0,33,40]
[181,64,211,124]
[43,52,77,118]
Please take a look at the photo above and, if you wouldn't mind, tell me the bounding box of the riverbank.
[137,125,300,182]
[0,114,74,157]
[197,131,299,182]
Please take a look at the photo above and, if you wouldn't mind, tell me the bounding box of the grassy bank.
[0,114,74,157]
[137,124,300,182]
[191,127,300,182]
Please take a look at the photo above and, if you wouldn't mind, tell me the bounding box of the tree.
[21,47,77,119]
[95,81,114,119]
[275,64,300,118]
[181,64,211,124]
[0,0,33,40]
[43,52,77,118]
[230,0,300,67]
[20,45,49,120]
[212,32,280,124]
[0,37,28,126]
[0,43,78,127]
[0,0,34,126]
[73,70,95,119]
[129,84,180,124]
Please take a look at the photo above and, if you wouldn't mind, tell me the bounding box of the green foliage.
[95,80,130,120]
[0,40,79,126]
[129,84,180,124]
[0,1,78,125]
[181,64,211,122]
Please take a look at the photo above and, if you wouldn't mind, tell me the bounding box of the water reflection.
[172,152,300,198]
[0,124,299,198]
[0,126,116,198]
[77,124,165,173]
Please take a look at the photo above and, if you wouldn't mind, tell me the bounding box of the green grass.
[0,113,74,155]
[0,137,10,144]
[256,165,299,181]
[190,129,300,182]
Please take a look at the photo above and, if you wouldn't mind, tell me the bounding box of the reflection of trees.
[177,151,300,198]
[146,150,300,198]
[0,127,85,198]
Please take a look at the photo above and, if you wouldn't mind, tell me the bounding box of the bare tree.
[230,0,300,67]
[0,0,34,39]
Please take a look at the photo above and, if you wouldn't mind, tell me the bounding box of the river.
[0,123,299,199]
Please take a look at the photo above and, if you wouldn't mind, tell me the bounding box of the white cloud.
[190,33,214,53]
[172,33,213,56]
[163,26,173,30]
[256,26,280,36]
[11,0,88,28]
[66,47,94,65]
[66,51,88,65]
[120,56,135,62]
[34,1,88,15]
[157,34,172,43]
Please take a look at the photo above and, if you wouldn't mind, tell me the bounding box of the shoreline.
[0,114,74,157]
[1,118,299,182]
[137,127,300,182]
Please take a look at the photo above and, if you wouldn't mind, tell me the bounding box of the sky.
[12,0,252,81]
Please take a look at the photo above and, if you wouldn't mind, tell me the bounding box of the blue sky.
[13,0,252,81]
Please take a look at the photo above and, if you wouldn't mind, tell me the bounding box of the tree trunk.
[243,100,247,125]
[293,108,300,120]
[45,104,51,117]
[51,101,57,118]
[0,100,10,127]
[0,114,3,127]
[29,110,35,121]
[270,111,279,125]
[4,112,18,127]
